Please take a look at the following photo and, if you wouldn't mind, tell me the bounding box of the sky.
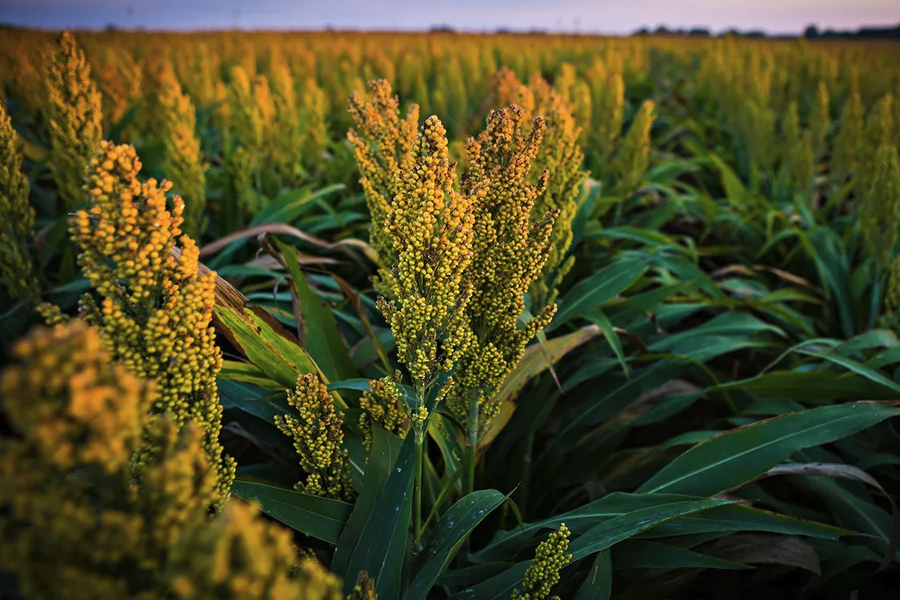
[2,0,899,36]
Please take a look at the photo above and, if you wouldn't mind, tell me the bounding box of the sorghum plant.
[42,141,235,504]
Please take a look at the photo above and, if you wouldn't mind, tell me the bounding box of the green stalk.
[517,431,536,517]
[464,394,479,496]
[413,435,424,551]
[412,381,431,551]
[421,465,463,536]
[459,394,480,563]
[867,267,883,332]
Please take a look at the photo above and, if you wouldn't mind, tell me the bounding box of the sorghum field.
[2,26,900,600]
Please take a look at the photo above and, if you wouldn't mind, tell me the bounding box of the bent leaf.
[406,490,508,600]
[637,402,900,497]
[480,324,602,448]
[232,481,352,545]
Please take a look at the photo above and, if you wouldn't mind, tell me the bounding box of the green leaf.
[47,277,91,295]
[231,481,352,545]
[472,493,779,565]
[604,282,688,327]
[214,305,345,406]
[456,499,730,600]
[586,309,628,378]
[792,348,900,396]
[799,464,900,567]
[437,563,515,588]
[235,463,303,488]
[209,184,347,268]
[547,361,684,455]
[648,312,785,354]
[333,424,403,570]
[272,238,357,382]
[332,424,406,595]
[569,499,733,557]
[215,265,285,279]
[472,492,687,563]
[707,152,749,204]
[219,360,282,390]
[588,225,683,249]
[549,259,648,331]
[611,540,751,570]
[219,380,292,423]
[473,485,849,558]
[573,551,612,600]
[713,371,900,401]
[653,254,725,299]
[429,412,464,477]
[218,380,298,455]
[638,503,855,540]
[406,490,508,600]
[495,325,602,404]
[338,431,416,599]
[479,325,603,448]
[328,379,377,392]
[637,402,900,496]
[258,184,346,226]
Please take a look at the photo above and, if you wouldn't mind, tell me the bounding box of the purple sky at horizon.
[2,0,899,36]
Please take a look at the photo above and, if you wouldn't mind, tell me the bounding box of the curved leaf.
[549,258,648,331]
[637,402,900,496]
[231,481,352,545]
[612,540,751,570]
[271,238,358,382]
[335,425,415,599]
[573,550,612,600]
[455,499,731,600]
[406,490,508,600]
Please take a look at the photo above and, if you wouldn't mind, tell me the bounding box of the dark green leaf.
[272,238,357,382]
[573,551,611,600]
[612,540,751,570]
[637,402,900,496]
[549,259,648,331]
[232,481,352,544]
[406,490,507,600]
[457,499,730,600]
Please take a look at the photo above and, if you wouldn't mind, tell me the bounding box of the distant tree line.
[631,23,900,40]
[803,24,900,40]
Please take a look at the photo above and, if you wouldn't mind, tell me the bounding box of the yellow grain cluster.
[614,99,656,200]
[448,105,559,432]
[41,31,102,211]
[0,321,347,600]
[168,502,344,600]
[359,372,410,449]
[158,63,208,239]
[377,115,478,391]
[62,141,235,503]
[347,79,420,296]
[0,101,38,302]
[0,322,209,600]
[510,523,572,600]
[275,373,355,501]
[96,49,142,139]
[269,59,304,187]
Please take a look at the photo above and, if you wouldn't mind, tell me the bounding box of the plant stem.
[421,465,463,536]
[868,266,882,332]
[413,434,424,551]
[412,381,430,551]
[464,394,479,496]
[459,395,480,563]
[517,431,535,517]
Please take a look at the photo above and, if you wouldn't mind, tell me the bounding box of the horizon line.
[3,21,899,37]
